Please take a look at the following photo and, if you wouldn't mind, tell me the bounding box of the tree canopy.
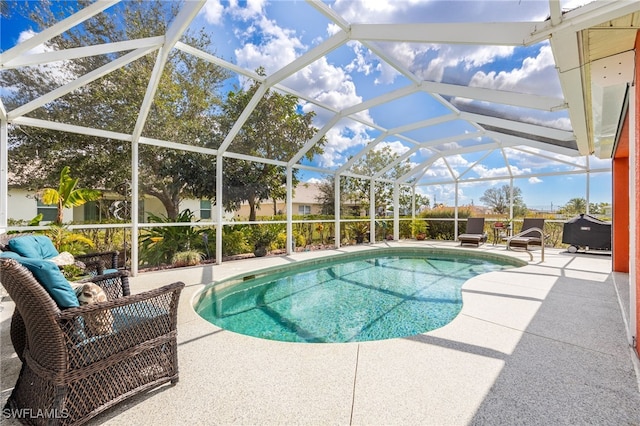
[3,0,228,219]
[480,184,527,216]
[316,146,423,217]
[199,70,325,221]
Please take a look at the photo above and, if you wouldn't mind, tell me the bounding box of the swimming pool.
[194,248,524,343]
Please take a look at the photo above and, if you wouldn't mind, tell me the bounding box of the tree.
[589,202,610,215]
[412,193,431,214]
[480,184,526,216]
[344,145,412,215]
[3,1,228,219]
[315,175,350,216]
[40,166,101,225]
[560,197,587,216]
[203,70,325,221]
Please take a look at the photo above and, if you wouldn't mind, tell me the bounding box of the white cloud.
[345,42,376,76]
[529,177,543,184]
[234,16,304,74]
[375,140,410,156]
[203,0,267,23]
[202,0,225,25]
[229,0,267,20]
[230,9,376,170]
[316,125,373,168]
[418,44,516,82]
[14,30,74,85]
[332,0,550,23]
[469,44,561,97]
[306,177,326,184]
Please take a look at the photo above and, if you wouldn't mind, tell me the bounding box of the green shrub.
[172,250,204,267]
[139,209,204,267]
[222,226,251,256]
[421,208,472,240]
[45,224,94,254]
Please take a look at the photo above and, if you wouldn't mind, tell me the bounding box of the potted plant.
[411,219,428,240]
[251,224,281,257]
[347,222,369,244]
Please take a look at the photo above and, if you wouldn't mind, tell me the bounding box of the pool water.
[195,251,518,343]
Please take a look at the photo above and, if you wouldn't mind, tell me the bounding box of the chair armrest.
[59,281,184,321]
[75,259,106,276]
[76,270,131,298]
[58,282,185,368]
[75,251,119,270]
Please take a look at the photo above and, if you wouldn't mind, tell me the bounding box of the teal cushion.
[17,257,79,308]
[0,251,22,259]
[8,235,59,259]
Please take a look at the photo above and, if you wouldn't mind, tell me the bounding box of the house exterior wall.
[613,116,629,273]
[635,39,640,350]
[8,188,73,223]
[233,201,324,219]
[7,184,327,223]
[605,30,639,357]
[180,199,202,219]
[8,189,37,222]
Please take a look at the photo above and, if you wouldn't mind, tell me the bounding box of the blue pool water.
[195,249,520,343]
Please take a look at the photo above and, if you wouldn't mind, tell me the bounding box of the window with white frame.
[298,205,311,215]
[36,200,57,222]
[200,199,212,219]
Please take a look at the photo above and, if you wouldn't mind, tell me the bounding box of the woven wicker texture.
[1,258,184,425]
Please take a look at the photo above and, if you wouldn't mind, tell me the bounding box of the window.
[84,201,100,222]
[298,205,311,215]
[36,200,57,222]
[200,199,212,220]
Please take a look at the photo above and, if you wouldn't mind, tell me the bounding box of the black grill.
[562,214,611,252]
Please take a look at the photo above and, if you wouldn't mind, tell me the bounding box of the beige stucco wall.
[8,184,329,223]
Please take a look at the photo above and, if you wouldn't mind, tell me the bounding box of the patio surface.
[2,241,640,425]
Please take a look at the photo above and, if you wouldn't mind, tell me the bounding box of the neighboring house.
[232,182,327,219]
[8,188,134,224]
[6,182,341,224]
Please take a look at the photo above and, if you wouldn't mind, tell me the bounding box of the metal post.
[586,155,591,215]
[130,138,139,276]
[216,155,223,264]
[393,183,399,240]
[0,118,7,233]
[454,180,459,240]
[509,178,514,236]
[334,174,341,248]
[286,167,293,254]
[370,178,376,243]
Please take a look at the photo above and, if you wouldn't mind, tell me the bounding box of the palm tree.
[40,166,101,225]
[563,197,587,216]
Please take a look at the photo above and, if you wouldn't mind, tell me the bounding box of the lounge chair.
[507,218,545,251]
[458,217,488,247]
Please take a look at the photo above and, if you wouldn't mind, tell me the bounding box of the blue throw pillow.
[17,257,79,309]
[8,235,59,259]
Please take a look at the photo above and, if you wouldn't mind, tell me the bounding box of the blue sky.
[1,0,612,210]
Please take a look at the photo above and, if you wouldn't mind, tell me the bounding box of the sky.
[0,0,612,211]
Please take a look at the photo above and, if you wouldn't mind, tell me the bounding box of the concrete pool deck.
[2,240,640,425]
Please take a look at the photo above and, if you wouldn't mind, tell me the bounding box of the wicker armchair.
[0,232,120,275]
[1,258,184,425]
